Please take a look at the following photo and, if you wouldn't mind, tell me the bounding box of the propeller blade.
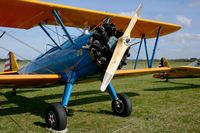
[100,5,142,92]
[124,4,142,36]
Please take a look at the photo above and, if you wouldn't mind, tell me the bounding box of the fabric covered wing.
[0,0,181,38]
[165,66,200,78]
[0,74,61,88]
[115,67,171,78]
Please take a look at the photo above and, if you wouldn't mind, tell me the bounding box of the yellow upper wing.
[0,0,181,38]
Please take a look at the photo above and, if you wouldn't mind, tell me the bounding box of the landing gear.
[112,93,132,117]
[107,83,132,117]
[45,103,67,131]
[12,88,16,96]
[45,76,75,131]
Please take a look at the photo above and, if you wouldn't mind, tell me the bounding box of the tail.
[159,57,170,67]
[153,57,170,79]
[4,52,19,72]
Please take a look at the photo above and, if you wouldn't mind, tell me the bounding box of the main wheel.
[45,103,67,131]
[112,93,132,117]
[165,78,169,82]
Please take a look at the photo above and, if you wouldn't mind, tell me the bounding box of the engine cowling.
[89,23,130,71]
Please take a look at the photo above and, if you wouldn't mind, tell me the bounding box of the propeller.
[100,5,142,92]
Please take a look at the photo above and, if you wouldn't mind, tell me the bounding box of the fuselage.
[19,33,101,83]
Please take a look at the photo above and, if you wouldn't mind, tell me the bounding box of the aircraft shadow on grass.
[0,89,139,118]
[144,81,200,91]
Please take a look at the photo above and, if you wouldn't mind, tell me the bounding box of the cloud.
[119,11,135,16]
[154,33,200,59]
[189,0,200,7]
[176,15,192,26]
[166,33,200,44]
[154,14,163,21]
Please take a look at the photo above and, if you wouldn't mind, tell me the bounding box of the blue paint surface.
[107,83,118,100]
[19,33,100,83]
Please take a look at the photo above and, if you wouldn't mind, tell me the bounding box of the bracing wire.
[0,28,68,73]
[0,46,55,73]
[44,25,67,40]
[54,25,61,45]
[0,29,43,54]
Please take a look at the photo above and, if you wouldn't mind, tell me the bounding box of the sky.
[0,0,199,60]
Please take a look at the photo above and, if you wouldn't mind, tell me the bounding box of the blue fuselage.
[19,33,100,83]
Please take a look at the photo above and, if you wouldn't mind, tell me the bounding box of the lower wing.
[0,74,61,88]
[115,67,171,78]
[0,67,172,88]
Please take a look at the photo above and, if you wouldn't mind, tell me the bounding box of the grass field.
[0,61,200,133]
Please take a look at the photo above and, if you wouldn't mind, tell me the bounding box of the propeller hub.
[122,36,131,46]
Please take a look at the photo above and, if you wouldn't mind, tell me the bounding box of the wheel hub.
[47,111,56,128]
[114,100,124,114]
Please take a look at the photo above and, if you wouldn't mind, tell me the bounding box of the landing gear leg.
[45,82,74,131]
[12,88,16,96]
[107,83,132,117]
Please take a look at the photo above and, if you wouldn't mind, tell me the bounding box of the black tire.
[112,93,132,117]
[45,103,67,131]
[165,78,169,82]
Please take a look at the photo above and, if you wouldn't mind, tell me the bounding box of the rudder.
[159,57,170,67]
[4,52,19,72]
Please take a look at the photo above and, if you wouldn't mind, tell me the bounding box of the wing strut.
[134,26,162,69]
[39,23,62,49]
[150,26,162,67]
[0,31,5,39]
[52,9,75,45]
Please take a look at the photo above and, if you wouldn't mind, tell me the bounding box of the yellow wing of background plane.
[0,0,181,38]
[170,66,200,77]
[153,66,200,79]
[153,58,200,79]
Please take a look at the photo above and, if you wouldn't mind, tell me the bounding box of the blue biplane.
[0,0,181,131]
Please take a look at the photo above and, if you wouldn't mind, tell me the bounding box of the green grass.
[0,61,200,133]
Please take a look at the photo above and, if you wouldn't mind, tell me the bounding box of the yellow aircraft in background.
[153,58,200,82]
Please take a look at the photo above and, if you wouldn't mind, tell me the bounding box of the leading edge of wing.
[0,74,61,88]
[114,67,171,78]
[0,0,181,38]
